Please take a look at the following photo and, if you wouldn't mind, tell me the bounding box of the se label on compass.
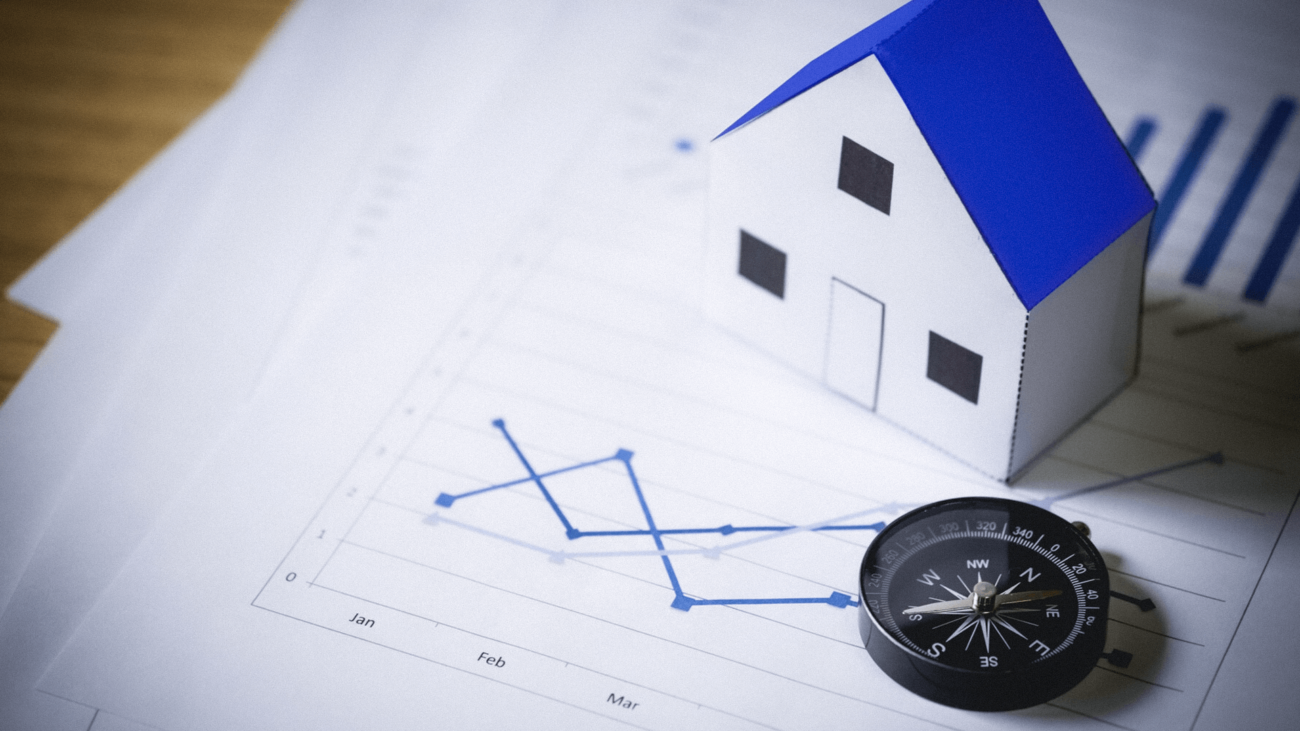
[858,497,1111,711]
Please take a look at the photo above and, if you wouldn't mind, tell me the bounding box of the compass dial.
[858,497,1108,711]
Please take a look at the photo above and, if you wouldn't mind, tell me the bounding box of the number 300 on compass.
[857,497,1109,711]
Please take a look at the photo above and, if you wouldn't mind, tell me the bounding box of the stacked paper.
[1,1,1297,730]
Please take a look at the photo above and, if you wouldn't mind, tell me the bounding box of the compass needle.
[859,498,1110,711]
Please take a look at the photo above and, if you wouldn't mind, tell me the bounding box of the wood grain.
[0,0,293,404]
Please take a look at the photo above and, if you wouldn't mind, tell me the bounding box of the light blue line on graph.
[433,420,887,611]
[1185,97,1296,286]
[426,420,1223,612]
[1025,452,1223,510]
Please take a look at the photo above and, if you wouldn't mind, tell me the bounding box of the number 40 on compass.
[858,497,1118,711]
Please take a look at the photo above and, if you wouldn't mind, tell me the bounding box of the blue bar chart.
[1126,96,1300,305]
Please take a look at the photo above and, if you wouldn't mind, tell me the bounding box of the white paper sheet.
[10,0,1300,729]
[0,27,269,620]
[31,2,1300,730]
[0,0,441,727]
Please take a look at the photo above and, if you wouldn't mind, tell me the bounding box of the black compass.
[858,497,1109,711]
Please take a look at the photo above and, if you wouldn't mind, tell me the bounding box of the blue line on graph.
[1148,107,1226,255]
[1243,168,1300,302]
[430,421,1223,612]
[493,418,580,538]
[1185,97,1296,286]
[1025,452,1223,510]
[1125,117,1157,161]
[434,420,891,611]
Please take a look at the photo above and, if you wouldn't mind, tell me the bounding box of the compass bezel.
[857,497,1109,711]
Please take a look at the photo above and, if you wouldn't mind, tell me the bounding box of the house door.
[825,279,885,410]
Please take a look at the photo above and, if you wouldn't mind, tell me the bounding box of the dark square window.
[838,136,893,215]
[927,331,982,404]
[738,230,786,299]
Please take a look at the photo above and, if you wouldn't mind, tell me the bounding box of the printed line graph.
[224,5,1300,729]
[423,419,1220,614]
[430,419,890,611]
[1024,452,1224,511]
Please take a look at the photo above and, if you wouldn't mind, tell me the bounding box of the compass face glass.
[860,498,1107,675]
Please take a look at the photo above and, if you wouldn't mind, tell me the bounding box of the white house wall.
[706,55,1028,479]
[1009,212,1150,478]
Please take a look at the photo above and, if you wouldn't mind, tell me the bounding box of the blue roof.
[717,0,1155,310]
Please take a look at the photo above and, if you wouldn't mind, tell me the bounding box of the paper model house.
[705,0,1156,481]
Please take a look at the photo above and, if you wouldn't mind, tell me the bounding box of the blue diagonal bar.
[1243,169,1300,302]
[1149,107,1226,254]
[1125,117,1157,161]
[1185,97,1296,285]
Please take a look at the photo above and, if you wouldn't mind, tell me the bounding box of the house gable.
[716,0,1156,310]
[706,54,1028,478]
[714,0,937,139]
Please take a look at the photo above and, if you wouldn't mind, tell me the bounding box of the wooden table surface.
[0,0,293,405]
